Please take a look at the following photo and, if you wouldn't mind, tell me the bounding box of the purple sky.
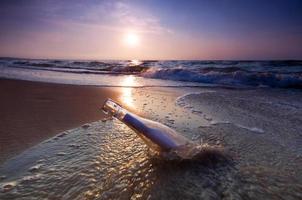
[0,0,301,60]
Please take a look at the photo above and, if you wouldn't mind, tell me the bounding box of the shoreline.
[0,78,119,164]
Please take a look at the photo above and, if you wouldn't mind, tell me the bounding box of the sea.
[0,58,301,88]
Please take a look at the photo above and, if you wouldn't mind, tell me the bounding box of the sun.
[124,32,140,47]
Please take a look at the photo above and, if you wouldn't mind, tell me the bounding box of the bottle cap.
[102,98,122,116]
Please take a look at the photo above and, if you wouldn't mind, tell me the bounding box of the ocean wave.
[1,58,302,89]
[11,60,150,74]
[142,67,302,89]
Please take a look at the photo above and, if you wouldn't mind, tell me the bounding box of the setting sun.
[124,32,140,47]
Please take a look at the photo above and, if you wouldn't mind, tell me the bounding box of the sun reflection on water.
[129,59,142,66]
[120,75,137,108]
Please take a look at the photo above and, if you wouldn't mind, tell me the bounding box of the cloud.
[63,0,172,35]
[0,0,174,59]
[110,1,171,34]
[0,0,172,35]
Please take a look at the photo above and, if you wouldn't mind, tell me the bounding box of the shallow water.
[1,87,302,199]
[0,120,233,200]
[0,120,152,199]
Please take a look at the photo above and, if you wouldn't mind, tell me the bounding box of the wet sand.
[1,86,302,199]
[0,80,302,199]
[0,79,118,164]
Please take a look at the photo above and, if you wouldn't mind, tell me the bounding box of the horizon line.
[1,56,301,62]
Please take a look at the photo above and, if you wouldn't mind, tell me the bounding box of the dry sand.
[0,78,119,164]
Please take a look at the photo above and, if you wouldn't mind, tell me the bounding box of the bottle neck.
[102,99,127,120]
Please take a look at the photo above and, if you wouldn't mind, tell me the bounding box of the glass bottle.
[102,99,199,159]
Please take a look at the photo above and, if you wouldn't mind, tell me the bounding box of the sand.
[0,79,119,164]
[0,83,302,199]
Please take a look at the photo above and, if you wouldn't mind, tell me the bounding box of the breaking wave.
[1,58,302,89]
[142,66,302,89]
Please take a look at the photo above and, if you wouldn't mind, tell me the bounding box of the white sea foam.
[234,124,265,133]
[175,91,265,134]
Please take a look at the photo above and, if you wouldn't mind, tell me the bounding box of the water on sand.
[0,87,302,199]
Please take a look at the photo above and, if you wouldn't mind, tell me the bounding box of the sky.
[0,0,301,60]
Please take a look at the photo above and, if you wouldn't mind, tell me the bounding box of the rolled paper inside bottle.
[123,113,179,150]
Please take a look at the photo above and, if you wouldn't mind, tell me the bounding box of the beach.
[0,0,301,198]
[0,79,118,164]
[0,60,302,199]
